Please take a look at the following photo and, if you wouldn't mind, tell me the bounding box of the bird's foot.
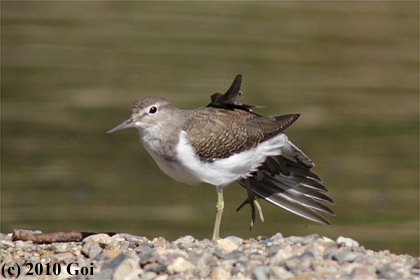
[236,190,264,230]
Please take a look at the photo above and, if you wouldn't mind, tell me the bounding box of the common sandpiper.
[106,74,334,240]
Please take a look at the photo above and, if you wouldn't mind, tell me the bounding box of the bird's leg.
[212,188,224,241]
[236,179,264,230]
[254,199,264,225]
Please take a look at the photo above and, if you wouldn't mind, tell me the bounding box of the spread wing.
[238,142,335,225]
[204,74,335,225]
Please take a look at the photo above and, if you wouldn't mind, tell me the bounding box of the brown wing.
[183,107,300,161]
[183,108,258,161]
[185,74,300,161]
[245,114,301,142]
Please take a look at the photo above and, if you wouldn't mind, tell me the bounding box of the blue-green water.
[2,2,418,256]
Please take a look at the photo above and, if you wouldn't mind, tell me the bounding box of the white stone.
[83,233,111,246]
[336,236,359,248]
[274,244,293,261]
[123,268,143,280]
[322,236,335,243]
[154,275,169,280]
[113,253,141,280]
[167,257,192,274]
[210,267,231,279]
[216,238,238,253]
[269,266,294,279]
[110,234,126,243]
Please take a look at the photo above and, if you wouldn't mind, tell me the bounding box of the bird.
[106,74,334,241]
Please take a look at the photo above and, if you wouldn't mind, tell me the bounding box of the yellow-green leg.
[236,179,265,230]
[212,190,224,241]
[254,199,264,225]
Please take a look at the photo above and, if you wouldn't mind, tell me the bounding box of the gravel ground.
[1,230,418,280]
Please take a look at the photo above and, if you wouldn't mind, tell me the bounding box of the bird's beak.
[105,118,135,134]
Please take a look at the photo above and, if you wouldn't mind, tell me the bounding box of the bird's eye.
[149,106,158,114]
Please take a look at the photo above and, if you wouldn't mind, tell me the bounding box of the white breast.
[143,147,203,185]
[139,127,203,185]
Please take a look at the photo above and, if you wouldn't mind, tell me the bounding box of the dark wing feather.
[207,74,257,112]
[238,142,334,225]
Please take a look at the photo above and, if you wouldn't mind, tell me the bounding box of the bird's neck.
[138,115,184,161]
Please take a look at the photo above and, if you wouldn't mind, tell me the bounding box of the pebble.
[252,266,270,280]
[108,234,128,250]
[51,242,69,253]
[269,266,294,279]
[82,241,103,259]
[337,236,359,248]
[332,247,361,262]
[155,275,168,280]
[274,244,293,261]
[152,236,167,249]
[173,235,195,247]
[1,239,14,248]
[83,233,112,246]
[225,250,246,261]
[113,254,141,280]
[225,236,244,246]
[142,271,157,280]
[51,252,74,262]
[124,268,144,280]
[167,257,192,274]
[119,233,145,242]
[1,231,418,280]
[100,252,140,279]
[216,238,239,253]
[0,232,7,242]
[350,265,377,279]
[209,267,231,279]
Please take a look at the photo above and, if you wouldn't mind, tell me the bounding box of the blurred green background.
[2,2,418,256]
